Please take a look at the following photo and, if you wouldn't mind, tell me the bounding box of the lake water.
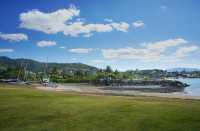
[177,78,200,96]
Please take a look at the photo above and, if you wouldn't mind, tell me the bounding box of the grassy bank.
[0,84,200,131]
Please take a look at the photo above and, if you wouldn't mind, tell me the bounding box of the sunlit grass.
[0,84,200,131]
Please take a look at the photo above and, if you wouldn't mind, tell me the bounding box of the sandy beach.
[36,83,200,100]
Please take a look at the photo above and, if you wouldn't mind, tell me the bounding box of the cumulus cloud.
[20,5,80,34]
[175,46,199,58]
[37,40,57,47]
[59,46,66,49]
[63,22,111,37]
[133,20,145,28]
[69,48,94,53]
[102,47,160,60]
[102,38,197,61]
[0,48,14,53]
[146,38,187,51]
[0,33,28,42]
[104,18,113,22]
[110,22,129,32]
[19,5,129,37]
[83,33,93,38]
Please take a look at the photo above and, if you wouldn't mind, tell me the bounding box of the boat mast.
[17,63,22,81]
[23,63,28,81]
[43,57,49,81]
[45,57,48,78]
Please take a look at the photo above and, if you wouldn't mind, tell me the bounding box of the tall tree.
[105,66,112,73]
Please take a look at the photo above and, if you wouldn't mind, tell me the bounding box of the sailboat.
[42,58,50,87]
[16,62,30,84]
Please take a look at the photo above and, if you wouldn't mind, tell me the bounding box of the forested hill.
[0,56,98,73]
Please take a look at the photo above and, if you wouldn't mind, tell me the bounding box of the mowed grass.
[0,84,200,131]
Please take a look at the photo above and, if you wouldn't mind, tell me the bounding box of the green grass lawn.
[0,84,200,131]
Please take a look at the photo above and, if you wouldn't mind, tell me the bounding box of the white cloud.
[133,20,145,28]
[102,47,160,60]
[0,48,14,53]
[110,22,129,32]
[160,5,167,11]
[63,22,129,37]
[19,5,129,37]
[0,33,28,42]
[90,59,106,63]
[63,22,112,37]
[83,33,93,38]
[69,48,94,53]
[59,46,66,49]
[20,5,80,34]
[37,40,56,47]
[102,38,197,61]
[146,38,187,51]
[71,58,77,61]
[175,46,199,58]
[104,18,113,22]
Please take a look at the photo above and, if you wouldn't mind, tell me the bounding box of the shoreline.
[36,83,200,100]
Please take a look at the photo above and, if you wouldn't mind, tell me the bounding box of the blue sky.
[0,0,200,70]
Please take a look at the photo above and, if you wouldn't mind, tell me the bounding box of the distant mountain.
[167,68,200,72]
[0,56,98,73]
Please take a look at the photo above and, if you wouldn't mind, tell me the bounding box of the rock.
[97,79,189,93]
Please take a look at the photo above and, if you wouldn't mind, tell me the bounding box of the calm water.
[177,78,200,96]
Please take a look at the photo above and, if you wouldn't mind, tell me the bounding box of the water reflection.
[177,78,200,96]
